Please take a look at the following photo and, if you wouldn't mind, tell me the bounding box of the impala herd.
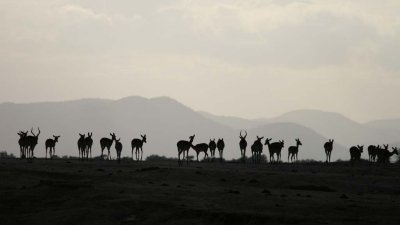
[15,128,399,165]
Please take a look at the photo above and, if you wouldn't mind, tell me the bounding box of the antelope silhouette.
[324,139,334,163]
[26,128,40,158]
[209,139,217,158]
[131,134,147,161]
[191,142,209,162]
[288,139,302,163]
[17,131,28,158]
[239,130,248,159]
[367,145,379,163]
[216,138,225,162]
[100,133,117,160]
[84,132,93,159]
[250,136,264,163]
[45,135,60,159]
[77,133,86,159]
[349,145,363,165]
[377,145,398,164]
[177,135,195,166]
[265,139,284,163]
[115,138,123,163]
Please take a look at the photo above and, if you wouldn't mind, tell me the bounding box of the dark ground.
[0,158,399,225]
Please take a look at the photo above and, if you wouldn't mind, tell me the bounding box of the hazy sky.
[1,0,400,122]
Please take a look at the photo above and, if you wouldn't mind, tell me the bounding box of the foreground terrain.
[0,158,399,225]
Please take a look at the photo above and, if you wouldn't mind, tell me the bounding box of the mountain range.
[1,96,399,161]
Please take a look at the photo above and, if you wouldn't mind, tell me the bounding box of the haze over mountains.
[1,96,399,161]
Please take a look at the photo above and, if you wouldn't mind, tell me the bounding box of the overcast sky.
[1,0,400,122]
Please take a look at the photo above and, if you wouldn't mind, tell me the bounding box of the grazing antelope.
[77,133,86,159]
[349,145,363,165]
[367,145,379,163]
[84,132,93,159]
[45,135,60,159]
[324,139,334,163]
[377,145,398,164]
[288,139,302,163]
[217,138,225,162]
[209,139,217,158]
[115,138,123,163]
[100,133,117,160]
[26,128,40,158]
[17,131,28,158]
[131,134,147,161]
[265,139,284,163]
[191,142,209,162]
[250,136,264,163]
[239,130,248,159]
[177,135,195,166]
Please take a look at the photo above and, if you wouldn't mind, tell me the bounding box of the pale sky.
[1,0,400,122]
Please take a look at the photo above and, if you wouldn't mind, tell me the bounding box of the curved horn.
[244,130,247,138]
[240,130,243,138]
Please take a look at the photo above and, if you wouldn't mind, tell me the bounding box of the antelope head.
[53,135,60,142]
[31,127,40,137]
[141,134,147,143]
[110,133,117,141]
[264,138,272,145]
[239,130,247,140]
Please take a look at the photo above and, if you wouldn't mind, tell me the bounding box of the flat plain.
[0,158,399,225]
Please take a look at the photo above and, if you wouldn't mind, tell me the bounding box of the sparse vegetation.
[0,151,15,158]
[146,154,176,162]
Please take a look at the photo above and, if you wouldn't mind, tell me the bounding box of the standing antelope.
[85,132,93,159]
[250,136,264,163]
[217,138,225,162]
[324,139,334,163]
[17,131,28,158]
[77,133,86,159]
[100,133,117,160]
[177,135,195,166]
[288,139,302,163]
[26,128,40,158]
[239,130,248,159]
[45,135,60,159]
[265,138,284,163]
[209,139,217,158]
[349,145,363,165]
[115,138,123,163]
[377,145,398,164]
[131,134,147,161]
[367,145,379,163]
[192,142,209,162]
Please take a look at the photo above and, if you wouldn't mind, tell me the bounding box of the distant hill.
[0,96,233,159]
[198,111,262,130]
[260,109,399,147]
[247,122,348,161]
[0,97,397,161]
[365,119,400,136]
